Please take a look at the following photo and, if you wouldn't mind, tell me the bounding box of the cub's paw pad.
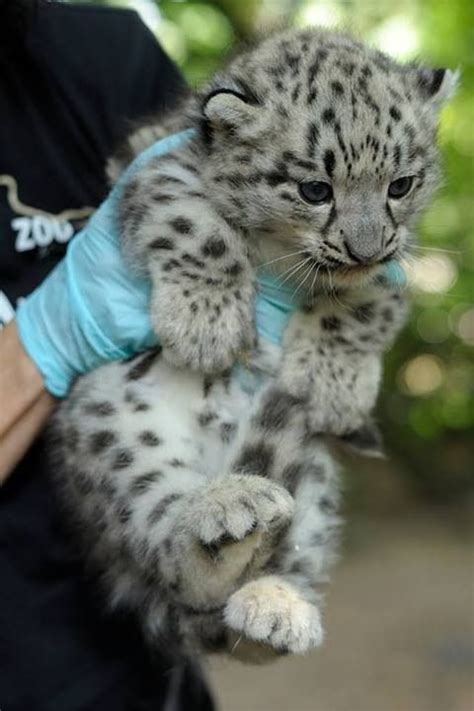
[225,576,323,655]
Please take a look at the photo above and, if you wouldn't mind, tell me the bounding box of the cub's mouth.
[308,260,393,291]
[334,262,380,276]
[329,263,381,287]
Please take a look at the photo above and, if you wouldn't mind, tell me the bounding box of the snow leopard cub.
[50,28,456,662]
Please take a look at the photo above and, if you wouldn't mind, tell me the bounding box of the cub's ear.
[415,67,460,109]
[202,86,260,130]
[338,421,385,459]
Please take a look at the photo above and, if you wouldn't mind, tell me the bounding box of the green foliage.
[69,0,474,500]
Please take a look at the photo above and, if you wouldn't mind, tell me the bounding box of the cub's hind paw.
[175,478,294,608]
[224,576,323,655]
[189,475,295,547]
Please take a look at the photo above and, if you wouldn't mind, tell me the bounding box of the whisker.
[279,256,314,286]
[401,251,422,264]
[310,263,322,304]
[409,245,462,255]
[230,634,243,655]
[275,256,311,281]
[325,267,347,310]
[256,248,307,269]
[293,261,316,297]
[274,258,307,284]
[398,255,418,291]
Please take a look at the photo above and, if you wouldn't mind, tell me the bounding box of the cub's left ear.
[415,67,460,109]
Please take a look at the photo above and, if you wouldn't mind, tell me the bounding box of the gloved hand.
[16,130,193,397]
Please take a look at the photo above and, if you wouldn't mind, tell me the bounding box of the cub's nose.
[344,239,383,264]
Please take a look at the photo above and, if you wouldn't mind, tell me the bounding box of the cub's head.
[198,28,457,288]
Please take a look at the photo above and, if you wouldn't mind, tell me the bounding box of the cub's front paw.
[306,396,366,437]
[280,358,378,437]
[305,370,377,437]
[151,281,255,373]
[225,576,323,655]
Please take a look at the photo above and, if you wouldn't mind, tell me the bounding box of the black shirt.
[0,4,213,710]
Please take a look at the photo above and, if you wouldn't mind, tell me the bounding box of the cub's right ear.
[415,66,460,111]
[202,87,260,132]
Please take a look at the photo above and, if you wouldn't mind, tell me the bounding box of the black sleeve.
[1,3,189,211]
[123,14,187,119]
[92,9,188,150]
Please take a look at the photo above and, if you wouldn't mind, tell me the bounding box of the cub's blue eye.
[388,176,414,199]
[298,181,333,204]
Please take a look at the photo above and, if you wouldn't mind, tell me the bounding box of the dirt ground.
[207,515,473,711]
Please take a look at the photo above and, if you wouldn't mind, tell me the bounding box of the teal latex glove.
[16,130,193,397]
[255,271,307,345]
[378,259,407,288]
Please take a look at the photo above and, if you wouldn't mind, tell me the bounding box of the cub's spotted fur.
[50,28,456,662]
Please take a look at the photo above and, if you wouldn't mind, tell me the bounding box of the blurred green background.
[71,0,473,507]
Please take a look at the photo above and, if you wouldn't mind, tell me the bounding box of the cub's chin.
[323,263,385,290]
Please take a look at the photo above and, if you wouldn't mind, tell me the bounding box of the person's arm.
[0,321,55,483]
[0,392,54,484]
